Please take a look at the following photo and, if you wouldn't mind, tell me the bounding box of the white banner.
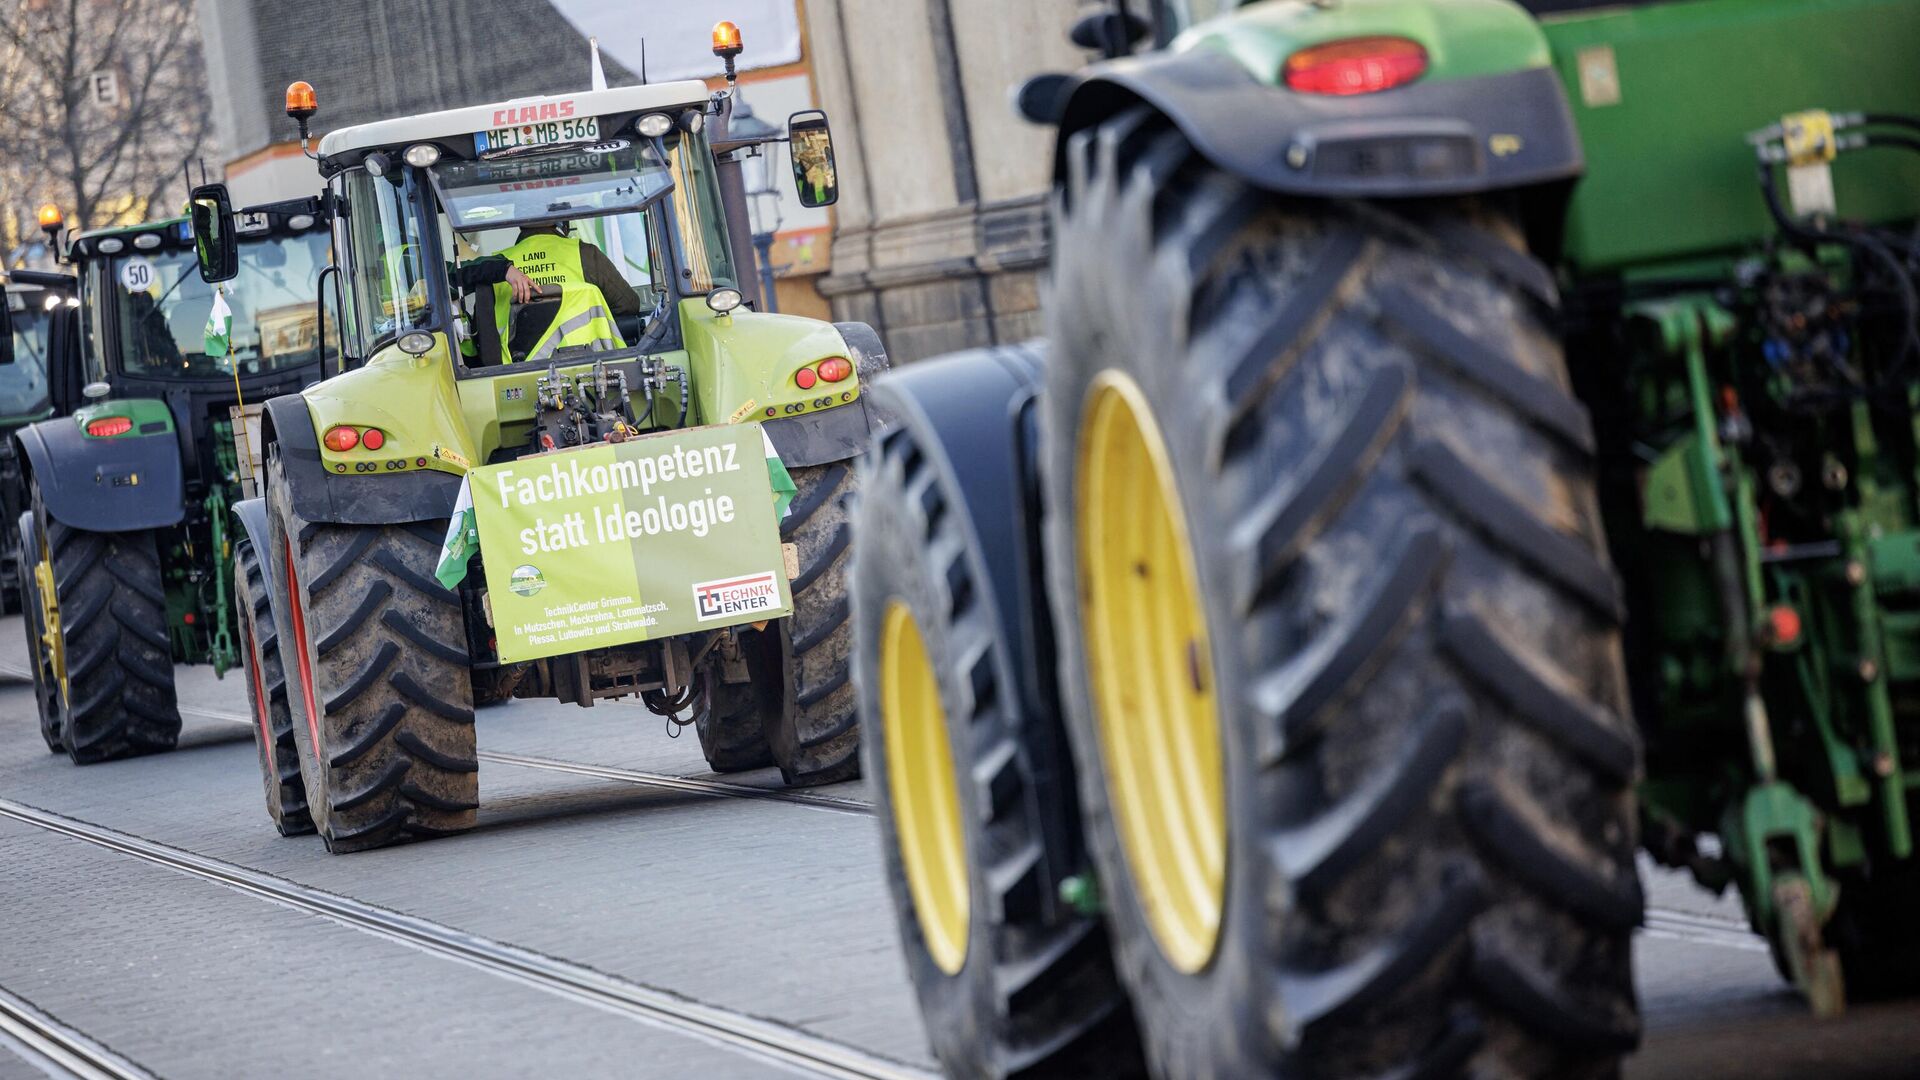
[546,0,803,83]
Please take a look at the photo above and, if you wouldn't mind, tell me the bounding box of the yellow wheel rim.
[879,599,971,975]
[1077,372,1226,974]
[35,529,66,707]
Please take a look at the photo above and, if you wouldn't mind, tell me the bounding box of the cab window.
[342,167,440,354]
[113,233,331,379]
[1,287,54,417]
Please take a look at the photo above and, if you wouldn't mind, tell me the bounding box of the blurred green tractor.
[852,0,1920,1076]
[4,211,330,763]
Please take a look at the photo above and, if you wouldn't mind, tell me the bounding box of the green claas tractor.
[850,0,1920,1075]
[200,29,884,852]
[2,211,332,763]
[0,266,77,613]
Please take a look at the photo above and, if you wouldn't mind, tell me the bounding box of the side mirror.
[1015,73,1074,126]
[1070,9,1150,57]
[787,110,840,209]
[189,183,240,283]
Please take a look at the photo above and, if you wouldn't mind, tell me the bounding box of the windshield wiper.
[134,270,196,337]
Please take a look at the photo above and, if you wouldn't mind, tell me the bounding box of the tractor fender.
[761,321,894,469]
[1057,46,1582,201]
[13,415,184,533]
[868,339,1088,891]
[230,497,272,566]
[262,393,462,526]
[867,339,1050,725]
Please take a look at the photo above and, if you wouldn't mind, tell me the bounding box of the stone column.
[807,0,1084,362]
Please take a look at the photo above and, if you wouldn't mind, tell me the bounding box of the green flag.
[763,427,796,520]
[435,476,478,589]
[204,285,233,358]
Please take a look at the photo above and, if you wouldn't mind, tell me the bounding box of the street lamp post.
[729,97,783,314]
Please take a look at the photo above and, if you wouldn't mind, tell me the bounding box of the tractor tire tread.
[1041,112,1640,1079]
[854,422,1145,1079]
[767,462,861,787]
[45,518,179,765]
[271,461,476,854]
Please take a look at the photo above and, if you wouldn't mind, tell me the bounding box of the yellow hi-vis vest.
[490,233,625,363]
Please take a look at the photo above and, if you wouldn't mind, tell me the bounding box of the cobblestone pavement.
[0,616,1913,1078]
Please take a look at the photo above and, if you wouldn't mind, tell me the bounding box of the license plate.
[476,116,600,153]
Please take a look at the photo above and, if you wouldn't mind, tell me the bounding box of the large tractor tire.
[234,541,314,836]
[31,485,179,764]
[695,628,778,773]
[1041,110,1643,1078]
[470,668,517,708]
[1,445,29,615]
[1828,863,1920,1000]
[765,461,860,786]
[18,510,62,752]
[853,354,1146,1080]
[268,455,478,854]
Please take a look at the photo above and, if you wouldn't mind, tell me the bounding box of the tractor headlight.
[403,143,441,168]
[132,233,161,250]
[636,113,674,138]
[705,287,744,315]
[680,109,705,135]
[96,238,124,254]
[287,213,316,230]
[398,331,435,355]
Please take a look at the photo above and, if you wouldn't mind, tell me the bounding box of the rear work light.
[323,426,360,452]
[1284,36,1428,96]
[85,416,133,438]
[816,357,853,383]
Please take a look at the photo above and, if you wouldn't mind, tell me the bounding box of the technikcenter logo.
[693,571,782,622]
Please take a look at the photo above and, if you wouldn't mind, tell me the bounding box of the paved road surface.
[0,615,1914,1078]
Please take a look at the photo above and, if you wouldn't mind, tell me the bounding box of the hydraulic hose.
[1757,163,1920,388]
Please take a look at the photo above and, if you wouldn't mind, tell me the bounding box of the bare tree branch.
[0,0,216,250]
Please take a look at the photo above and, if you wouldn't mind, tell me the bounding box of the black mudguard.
[14,415,185,533]
[867,339,1056,760]
[262,393,461,526]
[1058,49,1583,200]
[231,496,275,585]
[761,321,894,469]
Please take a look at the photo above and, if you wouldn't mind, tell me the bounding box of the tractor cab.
[0,270,76,427]
[59,213,332,498]
[283,76,830,381]
[192,35,859,480]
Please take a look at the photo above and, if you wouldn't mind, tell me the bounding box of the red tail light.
[1284,37,1427,96]
[361,428,386,451]
[817,357,853,383]
[85,416,133,437]
[794,367,818,390]
[323,425,360,452]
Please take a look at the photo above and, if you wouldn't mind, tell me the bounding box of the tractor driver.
[475,222,641,366]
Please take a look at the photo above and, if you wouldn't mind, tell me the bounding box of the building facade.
[801,0,1085,361]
